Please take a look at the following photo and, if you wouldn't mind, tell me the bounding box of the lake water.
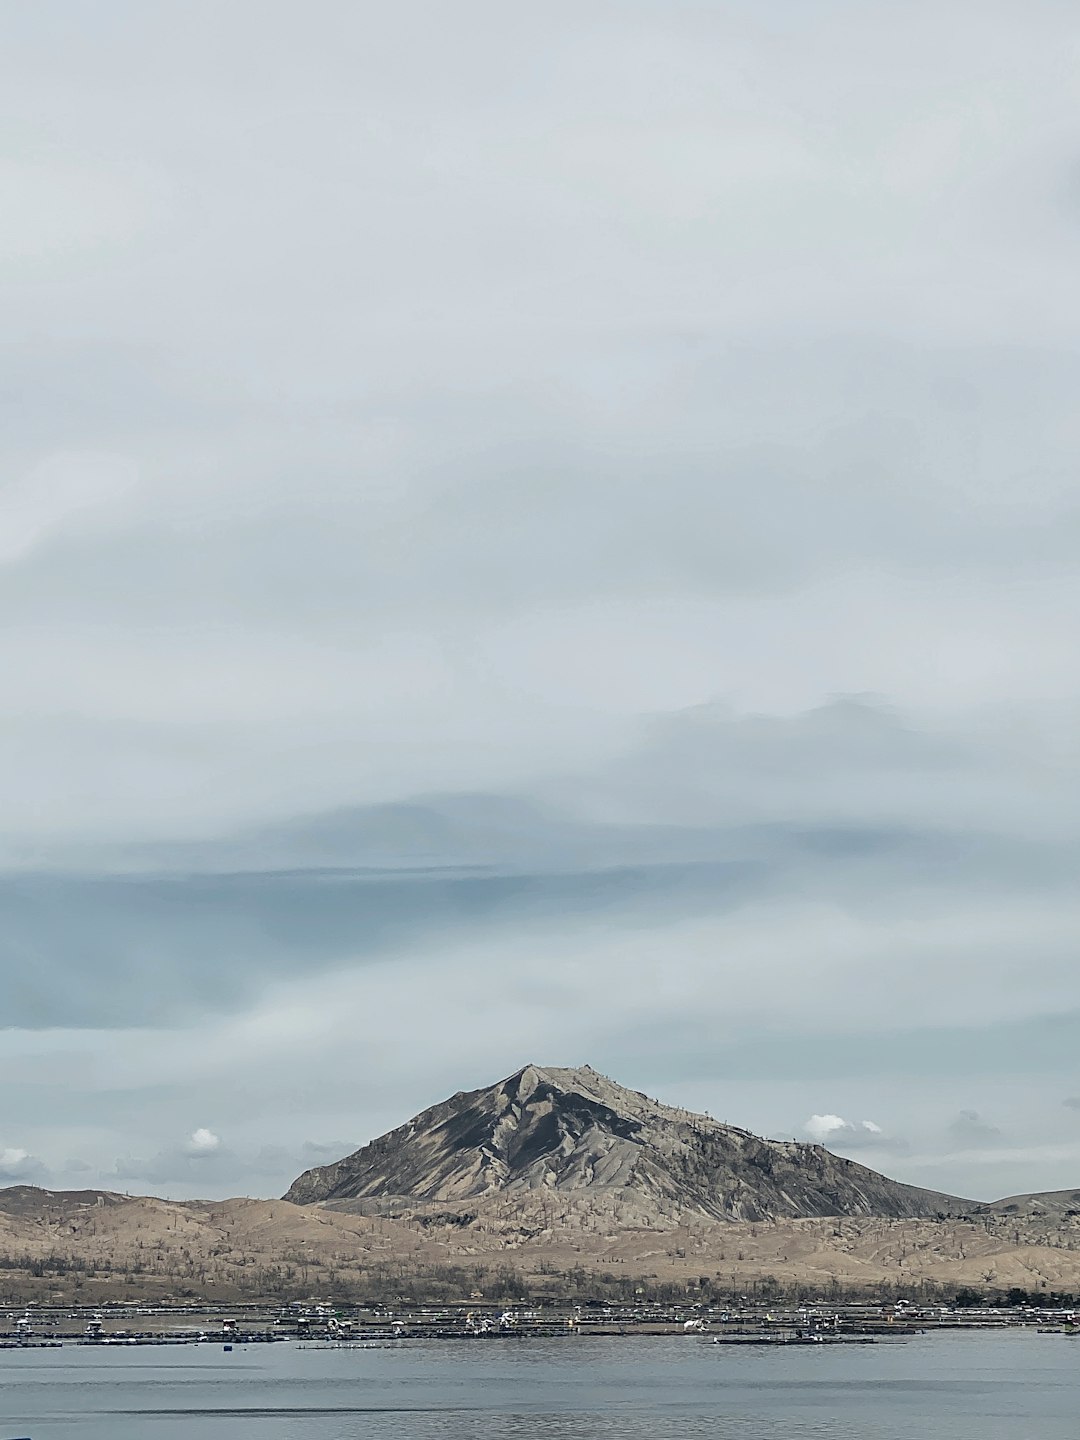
[1,1331,1075,1438]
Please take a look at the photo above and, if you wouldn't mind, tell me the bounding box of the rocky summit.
[284,1063,966,1221]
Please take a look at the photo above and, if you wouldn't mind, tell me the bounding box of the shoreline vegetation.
[2,1193,1080,1311]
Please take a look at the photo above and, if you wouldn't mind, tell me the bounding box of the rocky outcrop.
[284,1063,966,1221]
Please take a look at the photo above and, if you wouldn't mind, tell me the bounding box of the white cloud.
[0,1147,46,1180]
[186,1128,220,1154]
[803,1115,893,1150]
[804,1114,852,1143]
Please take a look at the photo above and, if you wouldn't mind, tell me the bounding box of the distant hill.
[284,1063,967,1222]
[0,1185,126,1218]
[1,1178,1079,1306]
[986,1189,1080,1217]
[5,1094,1080,1305]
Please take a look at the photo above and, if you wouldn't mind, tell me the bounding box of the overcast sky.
[2,1,1079,1204]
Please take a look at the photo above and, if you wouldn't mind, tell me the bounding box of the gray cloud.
[0,4,1076,851]
[109,1135,356,1200]
[0,1148,48,1183]
[0,2,1078,1204]
[111,1139,237,1190]
[948,1111,1003,1147]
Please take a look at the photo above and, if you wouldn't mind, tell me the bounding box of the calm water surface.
[1,1331,1074,1439]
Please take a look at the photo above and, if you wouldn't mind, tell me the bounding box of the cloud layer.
[1,2,1078,1201]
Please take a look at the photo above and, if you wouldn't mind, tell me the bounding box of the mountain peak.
[284,1064,966,1221]
[507,1062,610,1100]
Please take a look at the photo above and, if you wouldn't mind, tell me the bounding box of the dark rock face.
[284,1064,966,1221]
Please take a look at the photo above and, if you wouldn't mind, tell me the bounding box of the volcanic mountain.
[285,1064,966,1221]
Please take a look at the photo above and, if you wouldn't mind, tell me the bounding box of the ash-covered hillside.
[285,1064,966,1222]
